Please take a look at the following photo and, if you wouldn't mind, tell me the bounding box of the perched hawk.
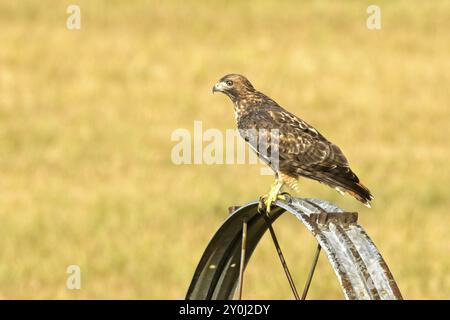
[213,74,373,212]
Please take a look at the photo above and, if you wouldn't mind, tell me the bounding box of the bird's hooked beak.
[212,81,226,94]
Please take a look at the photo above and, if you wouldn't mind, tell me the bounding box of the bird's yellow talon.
[257,196,267,214]
[258,179,285,215]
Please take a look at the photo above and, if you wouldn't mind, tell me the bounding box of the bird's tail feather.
[319,171,374,207]
[341,181,373,208]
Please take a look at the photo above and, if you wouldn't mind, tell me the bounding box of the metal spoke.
[301,244,321,300]
[237,219,247,300]
[264,215,300,300]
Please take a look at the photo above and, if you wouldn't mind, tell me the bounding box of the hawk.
[213,74,373,212]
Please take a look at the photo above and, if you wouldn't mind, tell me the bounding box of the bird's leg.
[258,179,285,215]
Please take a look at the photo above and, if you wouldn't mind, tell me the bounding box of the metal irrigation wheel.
[186,196,403,300]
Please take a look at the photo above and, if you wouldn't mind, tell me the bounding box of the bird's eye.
[226,80,233,86]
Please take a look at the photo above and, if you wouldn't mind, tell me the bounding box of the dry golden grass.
[0,0,448,299]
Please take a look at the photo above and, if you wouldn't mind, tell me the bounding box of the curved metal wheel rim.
[186,197,402,300]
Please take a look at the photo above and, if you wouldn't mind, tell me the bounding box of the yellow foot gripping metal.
[257,180,287,215]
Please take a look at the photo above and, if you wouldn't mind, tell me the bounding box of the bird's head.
[212,74,255,101]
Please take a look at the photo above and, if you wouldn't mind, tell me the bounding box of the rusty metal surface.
[186,197,402,300]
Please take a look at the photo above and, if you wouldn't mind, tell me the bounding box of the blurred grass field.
[0,0,449,299]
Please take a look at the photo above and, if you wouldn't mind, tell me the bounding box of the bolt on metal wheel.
[186,196,402,300]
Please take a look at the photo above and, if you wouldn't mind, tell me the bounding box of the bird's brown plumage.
[213,74,373,206]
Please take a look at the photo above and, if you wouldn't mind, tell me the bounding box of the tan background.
[0,0,448,299]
